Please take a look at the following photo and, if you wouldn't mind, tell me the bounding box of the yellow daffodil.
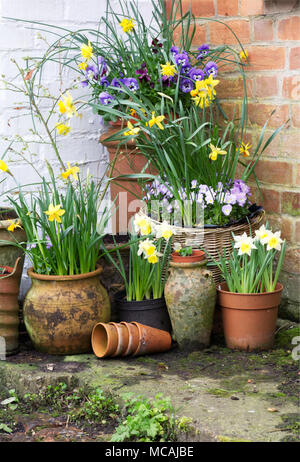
[56,123,71,136]
[0,159,10,173]
[148,253,159,264]
[7,220,23,232]
[124,121,140,137]
[81,41,94,61]
[146,112,165,130]
[233,233,257,256]
[61,162,79,181]
[190,89,198,97]
[240,50,248,61]
[160,61,177,78]
[208,143,227,161]
[58,92,78,118]
[205,74,220,97]
[266,231,283,251]
[78,62,88,71]
[239,142,252,158]
[44,204,65,223]
[120,18,135,33]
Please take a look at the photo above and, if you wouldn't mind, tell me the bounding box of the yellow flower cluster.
[120,18,135,33]
[133,215,174,264]
[190,74,219,109]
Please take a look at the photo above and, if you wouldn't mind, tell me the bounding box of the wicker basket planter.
[137,206,265,284]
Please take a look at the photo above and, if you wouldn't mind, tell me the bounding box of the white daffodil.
[255,224,272,244]
[137,239,156,257]
[233,232,257,256]
[133,214,152,236]
[174,242,182,253]
[266,231,283,251]
[155,221,174,240]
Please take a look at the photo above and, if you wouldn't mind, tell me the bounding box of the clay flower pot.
[217,282,283,351]
[109,322,129,357]
[23,265,110,355]
[0,258,21,356]
[120,322,139,356]
[91,322,119,358]
[131,322,172,356]
[171,250,205,263]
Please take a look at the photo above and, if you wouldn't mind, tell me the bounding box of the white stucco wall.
[0,0,153,297]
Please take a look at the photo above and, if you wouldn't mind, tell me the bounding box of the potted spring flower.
[2,165,112,355]
[206,224,286,351]
[102,214,173,332]
[164,243,216,350]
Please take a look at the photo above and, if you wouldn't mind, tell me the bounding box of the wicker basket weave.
[137,208,265,284]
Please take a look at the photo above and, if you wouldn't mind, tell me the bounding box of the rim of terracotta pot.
[0,265,13,277]
[91,322,118,358]
[217,281,283,297]
[27,264,103,281]
[171,250,205,263]
[169,258,208,269]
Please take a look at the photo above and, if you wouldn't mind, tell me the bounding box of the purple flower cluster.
[143,178,251,224]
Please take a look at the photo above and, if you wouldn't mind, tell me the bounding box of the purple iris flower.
[99,91,115,105]
[180,78,194,93]
[123,77,139,92]
[188,68,205,81]
[170,46,179,55]
[204,61,218,77]
[174,53,190,68]
[197,44,210,59]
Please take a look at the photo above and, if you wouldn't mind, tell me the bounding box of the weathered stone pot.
[164,259,216,350]
[23,266,110,355]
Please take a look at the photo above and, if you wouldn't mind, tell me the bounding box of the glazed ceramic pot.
[164,258,216,350]
[23,266,110,355]
[217,282,283,351]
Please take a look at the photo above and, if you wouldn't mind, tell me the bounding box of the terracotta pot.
[131,322,172,356]
[91,322,118,358]
[0,209,27,285]
[109,322,129,357]
[23,266,110,355]
[171,250,205,263]
[120,322,139,356]
[0,258,21,356]
[164,259,216,350]
[100,126,156,234]
[217,282,283,351]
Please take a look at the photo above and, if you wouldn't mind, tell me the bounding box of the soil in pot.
[115,292,172,333]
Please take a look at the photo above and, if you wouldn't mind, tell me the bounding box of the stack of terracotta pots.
[91,321,172,358]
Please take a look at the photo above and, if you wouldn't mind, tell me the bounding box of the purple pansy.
[174,53,190,68]
[100,77,110,87]
[222,204,232,216]
[152,38,163,54]
[85,65,99,81]
[188,68,205,81]
[180,78,194,93]
[99,91,115,105]
[136,62,151,82]
[170,46,179,55]
[111,77,124,89]
[123,77,139,92]
[98,56,108,76]
[197,44,210,59]
[204,61,218,77]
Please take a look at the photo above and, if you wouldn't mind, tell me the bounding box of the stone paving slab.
[0,328,299,443]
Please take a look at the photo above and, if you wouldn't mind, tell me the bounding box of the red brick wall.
[165,0,300,318]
